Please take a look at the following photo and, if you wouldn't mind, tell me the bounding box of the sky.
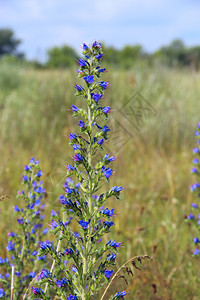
[0,0,200,61]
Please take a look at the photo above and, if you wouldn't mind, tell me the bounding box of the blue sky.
[0,0,200,61]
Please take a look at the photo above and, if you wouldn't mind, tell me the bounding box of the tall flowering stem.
[187,122,200,256]
[34,42,126,299]
[0,158,47,299]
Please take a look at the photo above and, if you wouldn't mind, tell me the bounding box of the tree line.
[1,28,200,69]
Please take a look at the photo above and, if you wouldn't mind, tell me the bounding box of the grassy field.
[0,61,200,299]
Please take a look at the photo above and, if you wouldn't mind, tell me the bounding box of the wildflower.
[104,221,114,228]
[74,154,84,162]
[71,265,78,272]
[102,208,114,217]
[187,214,195,220]
[193,249,200,255]
[193,158,199,164]
[73,144,81,150]
[107,240,122,248]
[194,238,200,244]
[103,268,113,278]
[99,81,109,89]
[96,53,103,60]
[83,75,94,84]
[6,241,15,252]
[72,105,79,112]
[75,85,84,92]
[67,295,78,300]
[107,253,116,261]
[97,138,104,145]
[114,291,127,298]
[0,289,5,297]
[39,269,52,279]
[112,186,123,193]
[192,203,198,208]
[91,93,103,102]
[65,248,73,255]
[32,287,45,295]
[191,167,198,173]
[78,59,86,67]
[102,106,111,113]
[103,167,113,179]
[78,120,85,128]
[79,220,90,229]
[191,183,200,191]
[193,147,199,154]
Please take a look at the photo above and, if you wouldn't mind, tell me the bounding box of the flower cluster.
[187,123,200,256]
[32,42,126,299]
[0,158,47,299]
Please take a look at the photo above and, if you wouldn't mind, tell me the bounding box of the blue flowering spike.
[187,122,200,261]
[31,42,125,299]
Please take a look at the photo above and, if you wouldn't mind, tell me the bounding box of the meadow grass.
[0,61,200,299]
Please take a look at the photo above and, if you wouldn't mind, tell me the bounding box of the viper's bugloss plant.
[187,122,200,256]
[0,158,47,299]
[31,42,128,300]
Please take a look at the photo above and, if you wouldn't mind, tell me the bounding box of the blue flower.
[191,167,198,173]
[78,120,85,128]
[99,81,109,89]
[91,93,103,102]
[107,253,116,261]
[40,269,52,279]
[83,75,94,84]
[36,170,42,177]
[103,268,113,278]
[107,240,122,248]
[103,167,113,179]
[15,272,21,277]
[112,186,123,193]
[102,106,111,113]
[7,241,15,252]
[95,53,103,60]
[72,105,79,112]
[14,205,20,212]
[104,154,116,162]
[192,203,198,208]
[104,221,114,228]
[92,41,101,48]
[71,265,78,272]
[191,183,200,191]
[51,220,58,229]
[29,272,36,278]
[102,125,110,133]
[74,154,84,162]
[193,147,199,154]
[24,165,31,171]
[67,295,78,300]
[193,158,199,164]
[193,249,200,255]
[66,248,73,255]
[0,288,5,298]
[114,291,127,298]
[78,59,86,67]
[187,214,195,220]
[32,287,45,295]
[67,164,76,172]
[69,133,77,140]
[97,67,106,73]
[194,237,200,244]
[75,85,84,92]
[102,208,114,217]
[73,144,81,150]
[79,220,90,229]
[51,210,57,216]
[97,138,104,145]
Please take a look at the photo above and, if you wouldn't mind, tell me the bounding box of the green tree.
[0,28,22,57]
[118,45,143,69]
[46,45,79,68]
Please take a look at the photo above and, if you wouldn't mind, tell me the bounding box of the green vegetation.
[0,60,200,299]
